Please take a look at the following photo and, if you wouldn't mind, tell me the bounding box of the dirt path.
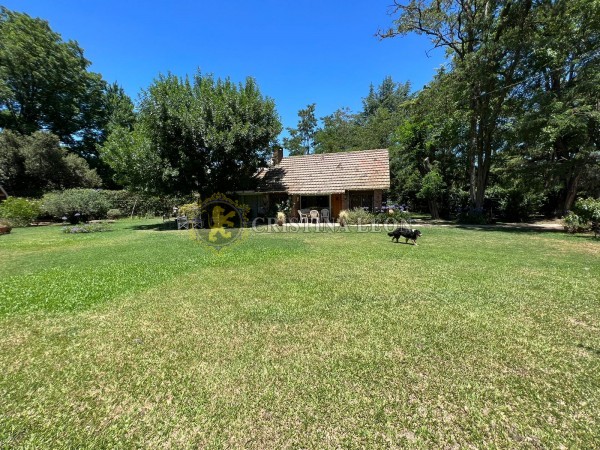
[413,219,566,232]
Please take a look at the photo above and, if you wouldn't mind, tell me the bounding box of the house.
[237,148,390,220]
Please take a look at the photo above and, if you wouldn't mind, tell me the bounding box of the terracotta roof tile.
[257,149,390,194]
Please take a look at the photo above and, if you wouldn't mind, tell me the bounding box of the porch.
[237,190,384,222]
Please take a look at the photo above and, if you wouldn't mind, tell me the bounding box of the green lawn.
[1,220,599,448]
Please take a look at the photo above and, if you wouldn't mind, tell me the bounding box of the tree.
[0,8,101,140]
[313,76,411,154]
[417,168,446,220]
[0,130,101,197]
[314,108,361,153]
[510,0,600,214]
[103,82,136,133]
[361,76,411,121]
[380,0,535,209]
[390,72,468,218]
[85,82,137,187]
[283,103,318,155]
[0,7,134,187]
[100,72,281,196]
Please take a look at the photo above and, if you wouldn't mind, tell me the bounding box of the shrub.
[62,223,112,234]
[562,212,584,234]
[276,199,292,217]
[572,197,600,237]
[344,208,376,225]
[373,210,412,224]
[338,210,349,226]
[573,197,600,223]
[0,218,13,234]
[178,202,200,218]
[0,197,42,227]
[102,190,191,218]
[277,211,286,224]
[106,209,122,220]
[42,189,110,223]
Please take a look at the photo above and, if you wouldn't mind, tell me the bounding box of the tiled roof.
[256,149,390,194]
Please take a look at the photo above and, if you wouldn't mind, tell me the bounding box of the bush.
[277,211,286,224]
[102,190,191,218]
[562,212,584,233]
[0,218,13,234]
[343,208,376,225]
[62,223,113,234]
[276,199,292,217]
[373,210,412,224]
[107,209,122,220]
[338,210,349,226]
[571,197,600,237]
[573,197,600,223]
[42,189,110,223]
[178,202,200,218]
[0,197,42,227]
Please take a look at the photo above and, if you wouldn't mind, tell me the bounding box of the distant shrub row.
[0,189,193,226]
[338,208,411,226]
[62,223,113,234]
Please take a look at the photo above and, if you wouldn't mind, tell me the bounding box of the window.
[300,195,329,209]
[349,191,373,211]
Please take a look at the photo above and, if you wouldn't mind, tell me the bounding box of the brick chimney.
[272,146,283,165]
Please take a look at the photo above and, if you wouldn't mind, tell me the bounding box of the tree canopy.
[283,103,318,156]
[379,0,599,218]
[101,73,281,196]
[0,7,136,189]
[0,130,101,197]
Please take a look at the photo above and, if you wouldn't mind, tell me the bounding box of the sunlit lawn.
[1,219,599,448]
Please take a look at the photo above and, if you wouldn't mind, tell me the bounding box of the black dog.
[388,227,422,245]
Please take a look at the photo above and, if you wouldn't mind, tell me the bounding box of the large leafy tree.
[0,8,98,140]
[313,108,361,154]
[0,130,101,197]
[509,0,600,214]
[313,76,412,153]
[283,103,318,156]
[380,0,535,209]
[0,7,134,187]
[101,73,281,196]
[391,72,467,218]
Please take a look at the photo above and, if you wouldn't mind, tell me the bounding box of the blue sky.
[4,0,445,137]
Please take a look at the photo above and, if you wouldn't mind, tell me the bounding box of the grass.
[0,219,599,448]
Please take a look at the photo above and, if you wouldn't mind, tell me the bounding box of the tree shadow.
[126,221,177,232]
[571,234,600,241]
[453,224,565,234]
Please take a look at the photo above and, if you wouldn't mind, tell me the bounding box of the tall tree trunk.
[428,200,440,220]
[468,93,479,206]
[561,172,581,214]
[474,128,493,209]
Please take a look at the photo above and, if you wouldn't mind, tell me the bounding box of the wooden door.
[331,194,343,220]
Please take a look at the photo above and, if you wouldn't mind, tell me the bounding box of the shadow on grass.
[453,224,565,234]
[453,225,600,241]
[126,221,176,232]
